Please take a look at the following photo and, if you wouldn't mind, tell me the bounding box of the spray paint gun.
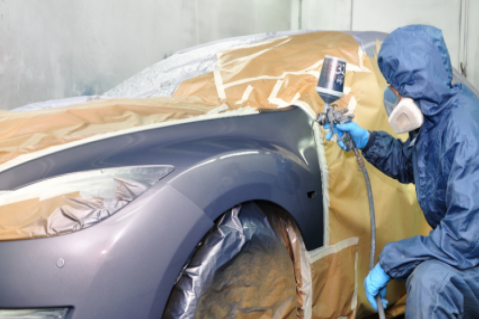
[316,106,355,151]
[315,56,386,319]
[314,56,355,151]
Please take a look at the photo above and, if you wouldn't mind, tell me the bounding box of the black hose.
[350,135,386,319]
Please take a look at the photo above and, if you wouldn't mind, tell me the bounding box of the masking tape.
[235,85,254,105]
[312,122,330,246]
[207,103,229,114]
[351,249,359,312]
[307,237,359,263]
[268,80,284,103]
[214,70,227,99]
[347,96,358,115]
[359,47,364,69]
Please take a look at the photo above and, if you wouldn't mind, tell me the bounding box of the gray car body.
[0,106,324,318]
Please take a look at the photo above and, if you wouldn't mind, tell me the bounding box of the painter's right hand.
[324,122,370,150]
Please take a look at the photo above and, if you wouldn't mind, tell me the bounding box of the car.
[0,29,477,319]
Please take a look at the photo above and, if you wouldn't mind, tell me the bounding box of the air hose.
[318,109,386,318]
[315,55,386,318]
[352,146,386,319]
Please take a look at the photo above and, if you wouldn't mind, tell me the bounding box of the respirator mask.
[383,86,424,134]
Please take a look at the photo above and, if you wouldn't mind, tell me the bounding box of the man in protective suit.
[327,25,479,318]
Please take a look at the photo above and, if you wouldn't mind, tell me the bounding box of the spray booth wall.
[294,0,479,91]
[0,0,292,110]
[0,0,478,110]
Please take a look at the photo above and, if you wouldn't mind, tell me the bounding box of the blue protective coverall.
[361,25,479,318]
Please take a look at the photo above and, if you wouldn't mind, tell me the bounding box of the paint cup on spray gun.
[315,56,354,151]
[315,55,346,106]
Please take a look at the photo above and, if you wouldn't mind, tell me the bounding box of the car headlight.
[0,308,69,319]
[0,165,173,241]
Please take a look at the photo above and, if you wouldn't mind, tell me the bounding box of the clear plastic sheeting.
[11,30,477,113]
[163,201,311,319]
[103,31,314,100]
[11,32,313,112]
[100,31,390,100]
[0,308,69,319]
[11,30,388,113]
[13,95,101,112]
[0,165,173,240]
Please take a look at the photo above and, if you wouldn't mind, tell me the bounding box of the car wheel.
[163,201,310,319]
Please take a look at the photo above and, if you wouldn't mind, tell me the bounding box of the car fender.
[166,141,324,249]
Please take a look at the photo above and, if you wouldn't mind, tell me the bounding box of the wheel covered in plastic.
[163,201,311,319]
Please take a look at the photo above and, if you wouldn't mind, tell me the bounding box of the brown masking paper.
[310,242,359,319]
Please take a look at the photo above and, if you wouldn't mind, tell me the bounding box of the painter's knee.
[407,260,452,295]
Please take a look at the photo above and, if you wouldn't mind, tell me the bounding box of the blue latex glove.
[364,263,390,311]
[324,122,369,150]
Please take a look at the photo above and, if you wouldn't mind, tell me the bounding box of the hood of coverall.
[378,25,458,118]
